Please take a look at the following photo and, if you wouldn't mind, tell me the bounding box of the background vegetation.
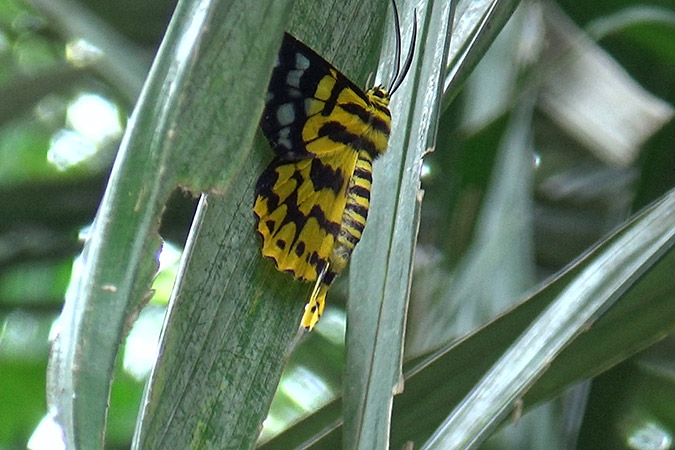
[0,0,673,449]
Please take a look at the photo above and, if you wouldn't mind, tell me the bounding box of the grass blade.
[343,0,456,448]
[133,0,402,448]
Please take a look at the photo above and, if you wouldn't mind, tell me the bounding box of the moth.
[254,2,415,330]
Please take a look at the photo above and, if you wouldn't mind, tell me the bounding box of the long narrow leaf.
[258,0,524,447]
[443,0,522,108]
[46,1,293,448]
[132,0,404,448]
[343,0,455,448]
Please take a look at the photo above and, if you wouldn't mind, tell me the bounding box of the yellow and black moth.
[254,3,416,331]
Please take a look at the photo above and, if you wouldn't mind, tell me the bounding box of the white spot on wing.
[295,53,310,70]
[277,103,295,126]
[279,127,290,139]
[287,69,303,88]
[279,138,292,149]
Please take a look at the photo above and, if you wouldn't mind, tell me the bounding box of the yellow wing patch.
[254,151,358,281]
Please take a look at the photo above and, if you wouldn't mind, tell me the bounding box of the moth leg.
[301,264,330,331]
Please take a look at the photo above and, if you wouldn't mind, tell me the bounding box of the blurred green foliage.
[0,0,673,448]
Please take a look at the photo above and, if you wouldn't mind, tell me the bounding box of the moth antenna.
[390,0,402,91]
[390,8,416,95]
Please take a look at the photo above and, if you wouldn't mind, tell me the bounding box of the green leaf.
[131,159,306,449]
[132,1,408,449]
[259,1,527,448]
[422,191,675,448]
[343,0,455,448]
[46,1,295,448]
[443,0,522,109]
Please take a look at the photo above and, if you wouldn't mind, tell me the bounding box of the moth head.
[367,85,391,109]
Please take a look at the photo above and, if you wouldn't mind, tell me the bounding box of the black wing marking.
[260,33,368,161]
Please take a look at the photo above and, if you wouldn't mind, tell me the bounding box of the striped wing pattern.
[254,151,358,281]
[254,32,392,329]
